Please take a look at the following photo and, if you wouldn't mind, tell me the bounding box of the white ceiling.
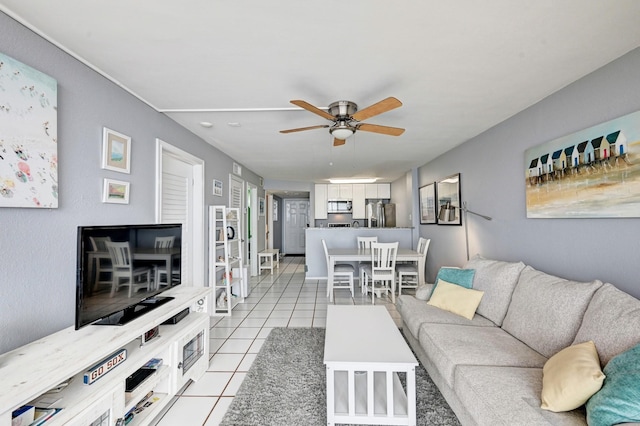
[3,1,640,185]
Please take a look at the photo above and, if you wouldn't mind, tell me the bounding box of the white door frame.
[155,139,205,287]
[247,182,259,277]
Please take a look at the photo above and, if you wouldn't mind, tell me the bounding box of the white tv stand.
[0,287,211,426]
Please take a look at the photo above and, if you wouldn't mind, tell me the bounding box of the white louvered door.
[162,154,193,286]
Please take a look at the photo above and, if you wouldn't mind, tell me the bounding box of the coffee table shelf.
[324,306,417,426]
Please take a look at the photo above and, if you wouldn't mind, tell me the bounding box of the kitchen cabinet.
[327,184,352,200]
[315,184,328,219]
[352,184,366,219]
[365,183,391,199]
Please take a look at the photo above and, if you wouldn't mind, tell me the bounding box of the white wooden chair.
[361,242,398,304]
[89,236,113,292]
[154,236,176,288]
[105,241,152,298]
[357,236,378,294]
[396,238,431,295]
[322,239,355,301]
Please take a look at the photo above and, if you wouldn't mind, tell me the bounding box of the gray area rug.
[221,327,460,426]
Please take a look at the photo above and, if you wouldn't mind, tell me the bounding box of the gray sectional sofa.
[396,255,640,426]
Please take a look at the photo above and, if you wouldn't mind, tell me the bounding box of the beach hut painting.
[525,110,640,218]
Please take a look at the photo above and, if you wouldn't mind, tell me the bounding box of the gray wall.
[0,13,263,353]
[417,47,640,299]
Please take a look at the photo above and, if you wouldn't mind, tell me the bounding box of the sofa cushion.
[572,283,640,367]
[455,365,587,426]
[463,255,526,326]
[427,279,484,320]
[396,295,495,338]
[541,341,605,412]
[430,267,475,298]
[501,265,602,358]
[586,342,640,426]
[418,323,547,389]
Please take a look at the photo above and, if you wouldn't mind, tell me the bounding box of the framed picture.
[273,199,278,221]
[419,183,437,224]
[258,197,265,216]
[437,173,462,226]
[102,127,131,173]
[525,109,640,218]
[213,179,223,196]
[102,178,130,204]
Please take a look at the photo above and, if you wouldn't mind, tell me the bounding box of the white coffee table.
[324,305,418,425]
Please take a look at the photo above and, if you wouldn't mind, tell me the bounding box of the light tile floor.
[152,255,403,426]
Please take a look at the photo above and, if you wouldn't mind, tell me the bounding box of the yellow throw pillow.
[541,340,605,412]
[427,279,484,320]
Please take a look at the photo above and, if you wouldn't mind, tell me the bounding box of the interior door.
[156,140,205,288]
[284,199,309,255]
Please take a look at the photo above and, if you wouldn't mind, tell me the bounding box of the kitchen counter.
[305,227,415,279]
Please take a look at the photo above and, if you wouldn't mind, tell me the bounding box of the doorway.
[155,139,205,287]
[283,199,309,255]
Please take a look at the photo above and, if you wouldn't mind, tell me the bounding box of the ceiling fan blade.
[351,97,402,121]
[333,138,346,146]
[290,100,335,121]
[357,123,405,136]
[280,124,329,134]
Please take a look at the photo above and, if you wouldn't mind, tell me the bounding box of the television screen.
[76,223,182,329]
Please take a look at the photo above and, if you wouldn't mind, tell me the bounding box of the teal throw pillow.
[586,342,640,426]
[429,267,475,299]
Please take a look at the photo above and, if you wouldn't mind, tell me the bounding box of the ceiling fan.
[280,97,405,146]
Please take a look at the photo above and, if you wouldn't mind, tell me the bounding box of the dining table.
[326,247,423,303]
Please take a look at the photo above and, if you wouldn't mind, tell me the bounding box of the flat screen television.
[76,223,182,329]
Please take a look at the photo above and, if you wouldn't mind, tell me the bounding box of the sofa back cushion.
[462,255,526,326]
[572,283,640,367]
[502,265,603,358]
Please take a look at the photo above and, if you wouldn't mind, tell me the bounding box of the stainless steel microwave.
[328,200,352,213]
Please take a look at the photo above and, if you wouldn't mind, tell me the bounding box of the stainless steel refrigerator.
[367,201,396,227]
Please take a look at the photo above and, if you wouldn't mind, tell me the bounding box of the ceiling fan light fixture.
[330,121,355,140]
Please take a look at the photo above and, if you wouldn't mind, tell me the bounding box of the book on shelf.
[11,405,34,426]
[29,408,61,426]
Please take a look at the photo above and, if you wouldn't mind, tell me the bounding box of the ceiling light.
[329,121,355,140]
[199,121,213,128]
[329,178,378,184]
[227,122,241,127]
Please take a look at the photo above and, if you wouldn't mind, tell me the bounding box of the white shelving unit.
[210,205,245,315]
[0,287,211,426]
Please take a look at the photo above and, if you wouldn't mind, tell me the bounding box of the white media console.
[0,286,211,426]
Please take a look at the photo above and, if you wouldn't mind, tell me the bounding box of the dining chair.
[322,239,355,301]
[89,236,113,292]
[154,236,176,288]
[357,236,378,293]
[105,241,152,298]
[396,238,431,295]
[361,242,398,304]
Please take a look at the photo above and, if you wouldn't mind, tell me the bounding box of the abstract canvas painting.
[0,52,58,208]
[525,110,640,218]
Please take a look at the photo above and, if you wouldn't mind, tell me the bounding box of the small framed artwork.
[437,173,462,225]
[258,197,265,216]
[273,199,278,221]
[102,178,130,204]
[213,179,223,196]
[419,182,437,224]
[102,127,131,173]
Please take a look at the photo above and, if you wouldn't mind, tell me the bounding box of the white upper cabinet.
[352,184,366,219]
[315,184,328,219]
[328,184,353,200]
[365,183,391,199]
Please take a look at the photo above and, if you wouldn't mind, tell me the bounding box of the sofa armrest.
[415,283,435,300]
